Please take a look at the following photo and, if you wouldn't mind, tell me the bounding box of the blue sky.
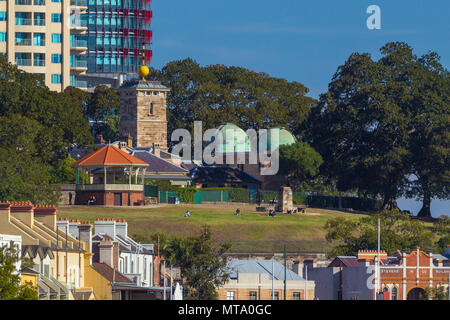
[150,0,449,216]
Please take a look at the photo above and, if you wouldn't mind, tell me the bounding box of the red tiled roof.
[72,145,148,167]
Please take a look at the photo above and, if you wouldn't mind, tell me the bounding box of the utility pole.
[305,264,308,300]
[272,254,274,300]
[170,264,173,300]
[377,218,380,299]
[284,246,287,300]
[163,260,166,300]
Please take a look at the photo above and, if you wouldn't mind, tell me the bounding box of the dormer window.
[149,102,154,115]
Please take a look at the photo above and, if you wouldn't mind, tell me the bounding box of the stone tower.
[119,80,170,150]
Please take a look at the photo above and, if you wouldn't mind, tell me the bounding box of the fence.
[146,185,380,211]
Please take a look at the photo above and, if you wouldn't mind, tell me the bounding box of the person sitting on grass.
[184,210,191,217]
[235,209,241,216]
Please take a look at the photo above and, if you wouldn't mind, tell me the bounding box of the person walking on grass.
[235,209,241,216]
[184,210,191,217]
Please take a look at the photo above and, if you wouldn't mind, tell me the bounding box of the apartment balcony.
[70,60,88,73]
[70,20,88,32]
[15,58,32,66]
[70,39,88,52]
[34,59,45,67]
[15,19,33,26]
[70,0,88,11]
[15,0,32,5]
[71,79,87,89]
[15,39,32,46]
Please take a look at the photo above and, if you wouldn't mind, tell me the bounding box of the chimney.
[292,260,303,278]
[78,221,93,263]
[34,204,57,230]
[115,219,128,239]
[68,220,80,239]
[153,143,160,157]
[94,219,116,240]
[57,219,69,235]
[98,238,114,267]
[0,201,11,226]
[10,201,34,227]
[97,135,105,145]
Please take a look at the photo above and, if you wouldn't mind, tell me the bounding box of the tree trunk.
[417,187,432,218]
[381,194,398,211]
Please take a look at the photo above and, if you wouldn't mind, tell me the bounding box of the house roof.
[92,262,133,283]
[131,151,188,173]
[120,80,170,90]
[226,259,304,281]
[328,256,359,268]
[190,166,261,184]
[72,145,149,168]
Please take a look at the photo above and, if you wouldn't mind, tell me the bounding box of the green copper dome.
[267,127,296,152]
[215,123,251,153]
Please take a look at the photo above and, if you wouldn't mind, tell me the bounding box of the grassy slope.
[58,204,367,253]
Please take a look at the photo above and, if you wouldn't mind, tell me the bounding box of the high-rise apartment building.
[80,0,153,89]
[0,0,152,92]
[0,0,88,91]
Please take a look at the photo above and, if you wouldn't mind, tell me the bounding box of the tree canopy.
[308,42,449,215]
[325,209,440,257]
[0,56,92,203]
[146,58,316,141]
[162,226,231,300]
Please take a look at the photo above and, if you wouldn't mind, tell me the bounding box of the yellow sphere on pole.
[138,65,150,78]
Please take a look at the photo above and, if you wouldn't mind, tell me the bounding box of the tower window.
[149,102,154,115]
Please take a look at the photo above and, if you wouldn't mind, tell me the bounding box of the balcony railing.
[70,20,87,28]
[15,0,32,4]
[15,59,32,66]
[34,59,45,66]
[15,18,33,26]
[72,80,87,88]
[75,184,144,191]
[15,39,32,46]
[34,0,45,4]
[70,0,87,6]
[70,40,87,48]
[34,20,45,26]
[71,60,87,68]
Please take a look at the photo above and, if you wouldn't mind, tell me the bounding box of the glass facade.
[84,0,153,73]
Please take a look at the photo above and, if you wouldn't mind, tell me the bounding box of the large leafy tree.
[325,209,437,257]
[162,226,231,300]
[86,85,121,142]
[404,53,450,217]
[278,141,323,190]
[0,244,38,300]
[146,58,316,141]
[0,56,92,202]
[309,42,449,213]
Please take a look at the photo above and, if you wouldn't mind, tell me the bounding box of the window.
[51,74,61,84]
[34,12,45,26]
[52,0,62,2]
[293,292,301,300]
[51,13,62,23]
[0,32,6,42]
[51,33,62,43]
[226,291,235,300]
[391,287,398,300]
[52,54,62,63]
[149,102,154,115]
[249,291,257,300]
[33,33,45,46]
[15,12,31,25]
[33,53,45,66]
[34,0,45,5]
[0,12,7,22]
[271,291,279,300]
[15,53,30,66]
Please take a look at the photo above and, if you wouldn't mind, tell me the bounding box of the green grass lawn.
[58,204,367,253]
